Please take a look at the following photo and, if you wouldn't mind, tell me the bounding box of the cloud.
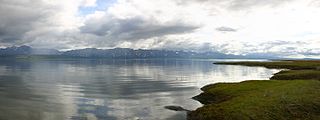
[0,0,319,58]
[0,0,49,44]
[226,0,295,10]
[179,0,296,10]
[216,27,237,32]
[78,0,202,47]
[0,0,98,46]
[81,0,97,7]
[224,40,320,57]
[310,0,320,7]
[81,16,199,41]
[299,50,320,56]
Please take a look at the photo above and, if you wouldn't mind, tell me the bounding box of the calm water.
[0,59,279,120]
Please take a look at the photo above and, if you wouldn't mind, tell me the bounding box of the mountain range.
[0,46,279,59]
[0,46,61,56]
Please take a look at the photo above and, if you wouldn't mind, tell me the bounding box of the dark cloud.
[81,16,200,41]
[0,0,49,44]
[216,26,237,32]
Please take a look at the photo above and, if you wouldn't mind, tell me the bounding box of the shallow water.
[0,59,279,120]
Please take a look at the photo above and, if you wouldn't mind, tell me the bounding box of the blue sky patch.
[79,0,117,15]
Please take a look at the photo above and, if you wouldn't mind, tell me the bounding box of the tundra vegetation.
[188,60,320,120]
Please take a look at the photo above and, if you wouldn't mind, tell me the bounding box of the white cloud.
[81,0,97,7]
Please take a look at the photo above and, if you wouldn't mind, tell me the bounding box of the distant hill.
[0,46,61,56]
[0,46,279,59]
[62,48,244,59]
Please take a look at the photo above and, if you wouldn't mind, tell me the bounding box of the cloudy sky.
[1,0,320,57]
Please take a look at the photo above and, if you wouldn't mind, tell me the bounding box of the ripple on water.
[0,59,279,120]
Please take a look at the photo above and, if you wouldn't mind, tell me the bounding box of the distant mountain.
[62,48,244,59]
[244,53,280,59]
[0,46,279,59]
[31,48,61,55]
[0,45,32,55]
[0,46,61,56]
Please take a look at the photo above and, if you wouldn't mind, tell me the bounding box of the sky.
[0,0,320,58]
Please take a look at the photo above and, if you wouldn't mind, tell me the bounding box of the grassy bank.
[214,60,320,80]
[188,60,320,120]
[214,60,320,70]
[270,70,320,80]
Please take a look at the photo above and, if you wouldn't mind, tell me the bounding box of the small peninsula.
[188,60,320,120]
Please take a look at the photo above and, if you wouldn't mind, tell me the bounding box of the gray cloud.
[235,40,318,56]
[0,0,318,59]
[178,0,295,10]
[211,40,319,57]
[300,51,320,56]
[298,48,320,56]
[80,16,200,41]
[226,0,295,10]
[0,0,50,44]
[216,26,237,32]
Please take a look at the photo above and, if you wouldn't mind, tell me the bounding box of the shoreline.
[188,60,320,120]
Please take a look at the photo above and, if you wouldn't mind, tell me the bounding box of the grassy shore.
[214,60,320,70]
[188,60,320,120]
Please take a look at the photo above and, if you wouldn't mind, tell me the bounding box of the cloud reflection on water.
[0,59,279,120]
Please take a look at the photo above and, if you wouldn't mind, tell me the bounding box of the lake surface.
[0,59,279,120]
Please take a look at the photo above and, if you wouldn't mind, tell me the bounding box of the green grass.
[215,60,320,80]
[271,70,320,80]
[214,60,320,70]
[188,60,320,120]
[188,80,320,120]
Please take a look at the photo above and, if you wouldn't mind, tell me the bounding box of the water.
[0,59,279,120]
